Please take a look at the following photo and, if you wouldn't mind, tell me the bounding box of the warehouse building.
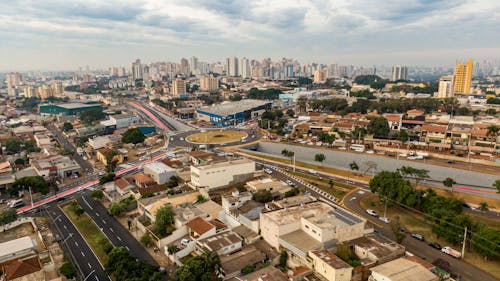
[39,102,103,116]
[196,99,271,127]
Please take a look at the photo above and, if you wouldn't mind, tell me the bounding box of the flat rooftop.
[198,231,242,251]
[280,230,321,254]
[370,257,438,281]
[310,250,352,269]
[49,102,101,109]
[194,158,254,170]
[198,99,270,116]
[0,236,35,260]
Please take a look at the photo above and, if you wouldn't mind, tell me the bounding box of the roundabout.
[185,130,248,144]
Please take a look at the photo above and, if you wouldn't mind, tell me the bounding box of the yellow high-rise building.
[453,59,473,94]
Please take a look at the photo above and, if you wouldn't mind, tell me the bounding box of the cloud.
[0,0,498,70]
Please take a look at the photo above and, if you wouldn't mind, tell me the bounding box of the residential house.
[383,114,403,131]
[219,245,267,280]
[237,265,288,281]
[187,150,215,165]
[369,257,438,281]
[132,172,156,188]
[190,158,255,191]
[96,148,124,167]
[137,191,200,222]
[195,231,242,256]
[309,250,352,281]
[185,217,216,240]
[88,136,111,150]
[246,177,291,198]
[421,124,450,151]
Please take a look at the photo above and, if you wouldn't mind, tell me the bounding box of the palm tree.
[314,153,326,166]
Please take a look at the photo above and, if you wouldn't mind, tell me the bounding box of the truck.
[441,246,461,258]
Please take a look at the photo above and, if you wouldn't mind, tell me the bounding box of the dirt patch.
[187,130,247,144]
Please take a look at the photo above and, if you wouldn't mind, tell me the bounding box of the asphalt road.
[251,142,500,198]
[44,203,109,281]
[77,191,159,267]
[343,190,499,281]
[47,124,94,173]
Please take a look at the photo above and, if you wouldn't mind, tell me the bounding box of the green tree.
[279,250,288,267]
[390,215,406,243]
[62,122,73,132]
[281,149,295,164]
[91,189,104,200]
[241,265,255,275]
[0,208,17,225]
[99,173,115,184]
[471,227,500,259]
[284,188,300,198]
[4,138,22,153]
[478,202,489,212]
[140,233,153,247]
[297,96,308,112]
[395,130,409,144]
[349,161,359,173]
[442,177,456,191]
[367,117,390,138]
[167,244,179,255]
[122,128,146,144]
[109,202,127,216]
[335,244,361,267]
[156,205,175,236]
[59,262,77,279]
[80,108,105,125]
[314,153,326,165]
[171,251,220,281]
[9,176,50,196]
[253,190,273,203]
[494,180,500,193]
[74,205,84,218]
[105,247,161,281]
[286,109,295,117]
[487,125,499,138]
[196,194,207,203]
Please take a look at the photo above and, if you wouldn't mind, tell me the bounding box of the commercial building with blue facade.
[196,99,271,127]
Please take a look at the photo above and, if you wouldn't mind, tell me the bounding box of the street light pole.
[83,270,95,281]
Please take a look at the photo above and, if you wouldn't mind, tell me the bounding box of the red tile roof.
[132,172,155,184]
[115,178,133,190]
[135,184,168,195]
[4,256,42,280]
[186,217,215,235]
[384,114,402,122]
[422,124,447,133]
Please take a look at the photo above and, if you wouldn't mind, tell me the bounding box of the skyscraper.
[239,57,250,79]
[228,56,239,77]
[313,69,327,83]
[390,65,408,81]
[172,77,187,97]
[437,75,454,98]
[180,58,190,77]
[189,56,198,75]
[453,59,473,94]
[200,74,219,91]
[131,59,143,81]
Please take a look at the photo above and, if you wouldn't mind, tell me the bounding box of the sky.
[0,0,499,71]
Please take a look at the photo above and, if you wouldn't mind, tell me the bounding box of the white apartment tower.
[390,65,408,81]
[239,57,250,79]
[228,56,239,77]
[437,75,454,98]
[131,59,143,81]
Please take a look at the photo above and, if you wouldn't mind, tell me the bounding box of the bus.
[349,144,365,152]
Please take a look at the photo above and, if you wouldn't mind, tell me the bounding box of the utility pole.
[462,226,467,259]
[293,154,296,172]
[384,197,387,218]
[28,186,33,207]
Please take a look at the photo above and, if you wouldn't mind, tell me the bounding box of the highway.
[44,204,109,281]
[77,191,158,266]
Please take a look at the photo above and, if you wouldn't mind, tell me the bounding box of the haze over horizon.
[1,0,499,71]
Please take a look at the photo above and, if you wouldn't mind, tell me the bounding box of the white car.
[366,209,378,216]
[180,238,190,246]
[308,169,318,175]
[379,217,390,223]
[264,168,273,174]
[366,150,375,154]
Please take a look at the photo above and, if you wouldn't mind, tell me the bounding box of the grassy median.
[62,201,113,265]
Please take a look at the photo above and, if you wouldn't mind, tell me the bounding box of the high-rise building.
[200,74,219,91]
[285,64,294,78]
[180,58,190,77]
[390,65,408,81]
[239,57,250,79]
[437,75,454,98]
[53,81,63,96]
[189,56,198,75]
[131,59,143,81]
[24,86,38,98]
[39,85,55,99]
[453,59,473,94]
[313,69,327,83]
[228,56,239,77]
[172,77,187,97]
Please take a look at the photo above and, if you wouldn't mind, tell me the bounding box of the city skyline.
[1,0,499,71]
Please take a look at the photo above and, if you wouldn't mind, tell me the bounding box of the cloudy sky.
[1,0,499,71]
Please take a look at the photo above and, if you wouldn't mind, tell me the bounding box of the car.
[428,242,442,250]
[180,238,190,246]
[264,168,273,174]
[366,209,378,216]
[411,233,425,241]
[447,160,455,164]
[286,180,295,187]
[379,217,390,224]
[366,150,375,154]
[308,169,318,175]
[56,197,66,202]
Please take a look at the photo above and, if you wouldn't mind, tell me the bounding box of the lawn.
[62,203,112,264]
[187,130,247,144]
[360,194,500,278]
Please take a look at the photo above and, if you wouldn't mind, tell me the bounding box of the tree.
[286,109,295,117]
[389,215,406,243]
[297,96,308,112]
[171,251,220,281]
[109,202,127,216]
[156,205,175,236]
[349,161,359,174]
[4,138,22,154]
[487,125,499,138]
[367,117,390,138]
[253,190,273,203]
[0,208,17,225]
[59,262,77,279]
[140,233,153,247]
[99,173,115,184]
[80,108,105,125]
[122,128,146,144]
[196,194,207,203]
[478,202,489,212]
[62,122,73,132]
[314,153,325,165]
[167,244,179,255]
[442,177,456,191]
[395,130,409,144]
[127,220,132,230]
[494,180,500,193]
[471,227,500,259]
[278,250,288,267]
[9,176,50,196]
[284,188,300,198]
[241,265,255,275]
[106,247,161,281]
[281,149,294,164]
[335,244,361,267]
[74,205,84,218]
[91,189,104,200]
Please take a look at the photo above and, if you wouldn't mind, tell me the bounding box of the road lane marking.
[109,228,113,232]
[75,242,79,246]
[82,196,93,210]
[81,251,85,257]
[125,246,130,251]
[117,236,122,241]
[95,213,99,217]
[95,276,99,281]
[63,225,67,229]
[88,262,92,269]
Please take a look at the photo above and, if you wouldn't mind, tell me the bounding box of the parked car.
[441,246,461,258]
[308,169,318,175]
[428,242,442,250]
[286,180,295,187]
[264,168,273,174]
[366,209,378,216]
[411,233,425,241]
[180,239,190,246]
[379,217,390,224]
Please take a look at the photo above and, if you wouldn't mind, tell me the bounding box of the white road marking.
[75,242,79,246]
[82,196,93,210]
[125,246,130,251]
[109,228,114,232]
[88,262,92,269]
[81,251,85,257]
[63,225,67,229]
[95,213,99,217]
[95,276,99,281]
[116,236,122,241]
